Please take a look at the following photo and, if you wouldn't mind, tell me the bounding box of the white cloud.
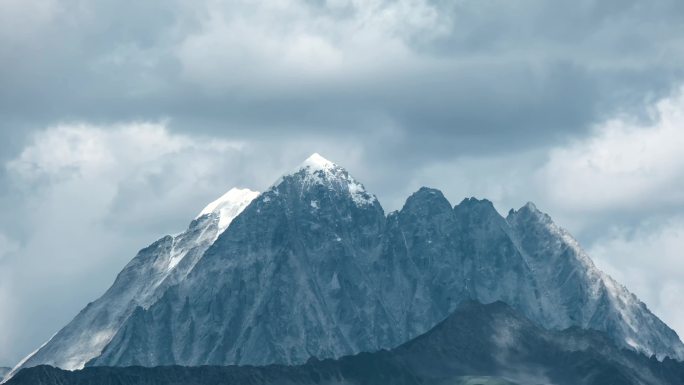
[540,86,684,213]
[0,0,62,46]
[0,233,18,263]
[174,0,451,88]
[7,122,241,179]
[5,123,256,234]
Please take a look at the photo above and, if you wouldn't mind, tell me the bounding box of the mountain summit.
[88,153,386,367]
[299,152,335,170]
[8,153,684,379]
[272,152,377,207]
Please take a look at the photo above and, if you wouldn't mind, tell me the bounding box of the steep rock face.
[373,190,541,342]
[9,189,258,374]
[449,198,541,315]
[373,187,459,338]
[506,203,684,360]
[377,189,684,361]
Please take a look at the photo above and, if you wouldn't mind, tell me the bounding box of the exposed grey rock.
[506,202,684,361]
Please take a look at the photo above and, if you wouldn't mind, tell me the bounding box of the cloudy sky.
[2,0,684,366]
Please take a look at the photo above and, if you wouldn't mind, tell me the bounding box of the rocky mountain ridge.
[7,153,683,381]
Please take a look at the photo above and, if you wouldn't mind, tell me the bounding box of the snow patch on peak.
[270,153,378,207]
[268,153,336,189]
[347,179,376,206]
[299,153,336,172]
[197,188,259,218]
[197,188,260,234]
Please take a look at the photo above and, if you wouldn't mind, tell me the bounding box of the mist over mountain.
[6,154,683,382]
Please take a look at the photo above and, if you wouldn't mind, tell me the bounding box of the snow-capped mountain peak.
[298,152,336,172]
[196,188,260,235]
[270,153,377,207]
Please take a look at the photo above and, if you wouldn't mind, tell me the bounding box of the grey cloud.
[2,0,683,154]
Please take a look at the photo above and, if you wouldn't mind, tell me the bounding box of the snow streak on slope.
[196,188,260,236]
[8,188,258,375]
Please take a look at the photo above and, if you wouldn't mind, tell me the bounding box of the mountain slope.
[10,153,684,376]
[8,188,258,374]
[506,202,684,360]
[7,302,684,385]
[89,154,389,366]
